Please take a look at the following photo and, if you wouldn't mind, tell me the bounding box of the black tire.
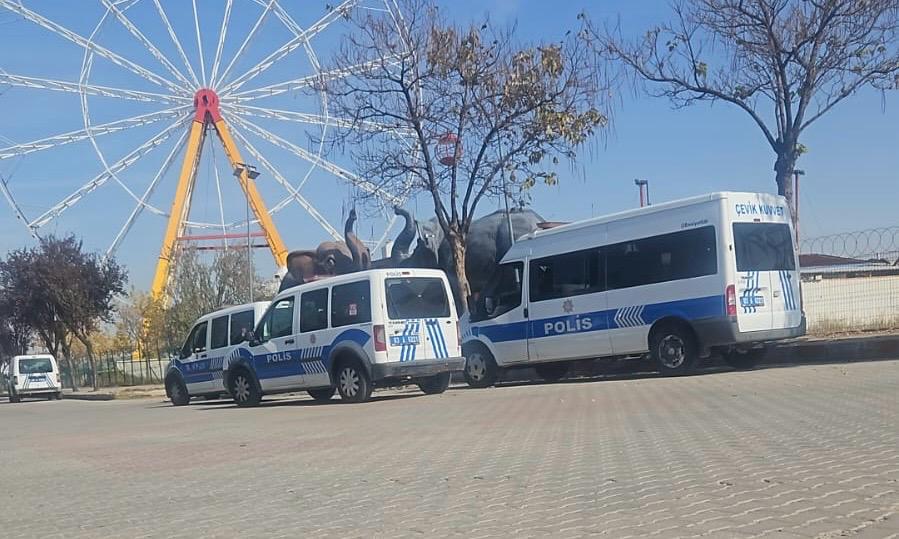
[9,394,20,404]
[463,345,498,388]
[229,369,262,407]
[723,347,766,370]
[335,359,372,403]
[55,392,63,401]
[650,323,697,376]
[418,372,451,395]
[307,387,336,402]
[534,362,569,382]
[166,376,190,406]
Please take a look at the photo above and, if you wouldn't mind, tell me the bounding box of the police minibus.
[165,301,270,405]
[5,354,62,402]
[462,191,805,387]
[223,268,464,405]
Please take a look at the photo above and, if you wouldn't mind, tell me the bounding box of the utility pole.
[634,178,650,207]
[792,169,805,248]
[234,162,260,303]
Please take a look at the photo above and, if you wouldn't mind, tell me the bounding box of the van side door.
[179,321,210,392]
[527,248,612,362]
[297,288,332,388]
[471,262,530,366]
[249,296,302,391]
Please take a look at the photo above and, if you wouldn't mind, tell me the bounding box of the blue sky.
[0,0,897,289]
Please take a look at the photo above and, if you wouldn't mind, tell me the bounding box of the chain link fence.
[800,226,899,335]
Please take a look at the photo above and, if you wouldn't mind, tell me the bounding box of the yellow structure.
[150,89,288,300]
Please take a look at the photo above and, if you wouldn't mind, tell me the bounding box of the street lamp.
[634,178,650,207]
[234,163,260,303]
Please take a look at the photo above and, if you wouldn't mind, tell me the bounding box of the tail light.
[726,284,737,317]
[373,325,387,352]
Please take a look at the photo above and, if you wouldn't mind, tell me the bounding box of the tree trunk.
[447,231,471,314]
[60,338,78,392]
[79,336,98,391]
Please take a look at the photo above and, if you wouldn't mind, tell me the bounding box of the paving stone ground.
[1,359,898,538]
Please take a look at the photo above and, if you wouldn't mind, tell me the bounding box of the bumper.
[693,315,807,350]
[371,357,466,381]
[13,387,59,396]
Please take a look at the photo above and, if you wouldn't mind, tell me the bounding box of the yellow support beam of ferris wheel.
[149,89,288,301]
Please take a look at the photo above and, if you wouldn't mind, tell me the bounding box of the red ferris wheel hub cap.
[193,88,222,123]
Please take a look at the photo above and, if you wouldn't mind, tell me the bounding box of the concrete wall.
[801,274,899,334]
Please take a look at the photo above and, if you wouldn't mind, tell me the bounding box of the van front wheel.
[166,377,190,406]
[229,370,261,407]
[463,346,498,388]
[650,325,697,376]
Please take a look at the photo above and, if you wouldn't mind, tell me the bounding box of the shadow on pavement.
[192,392,421,411]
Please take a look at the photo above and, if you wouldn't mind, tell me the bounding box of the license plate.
[390,335,420,346]
[740,296,765,308]
[28,375,45,381]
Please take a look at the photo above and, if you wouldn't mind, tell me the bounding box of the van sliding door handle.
[284,339,295,345]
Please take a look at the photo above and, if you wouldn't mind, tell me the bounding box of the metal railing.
[800,227,899,335]
[61,352,171,389]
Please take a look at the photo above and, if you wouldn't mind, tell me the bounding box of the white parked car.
[5,354,62,402]
[165,301,270,406]
[224,268,465,406]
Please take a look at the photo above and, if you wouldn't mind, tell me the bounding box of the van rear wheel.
[463,345,498,388]
[650,324,697,376]
[418,372,451,395]
[534,362,569,382]
[336,360,372,403]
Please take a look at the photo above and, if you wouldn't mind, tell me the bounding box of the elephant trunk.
[344,208,371,270]
[390,206,416,262]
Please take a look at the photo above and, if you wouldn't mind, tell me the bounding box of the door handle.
[284,339,295,345]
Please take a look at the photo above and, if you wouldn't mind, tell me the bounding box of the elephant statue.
[278,210,365,292]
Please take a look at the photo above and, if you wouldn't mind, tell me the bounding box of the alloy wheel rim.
[234,376,250,402]
[659,335,686,369]
[340,368,359,397]
[467,353,486,381]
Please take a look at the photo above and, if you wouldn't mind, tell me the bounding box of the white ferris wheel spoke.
[219,0,359,96]
[224,57,400,103]
[0,106,189,161]
[229,122,343,241]
[229,114,402,206]
[0,0,188,97]
[213,0,278,90]
[106,128,190,257]
[30,115,189,229]
[209,0,234,87]
[191,0,207,87]
[221,103,410,134]
[0,72,189,106]
[99,0,195,90]
[209,142,229,242]
[151,0,201,88]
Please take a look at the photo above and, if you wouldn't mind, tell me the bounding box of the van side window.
[331,281,372,328]
[529,250,603,302]
[300,289,329,332]
[479,262,523,319]
[606,226,717,290]
[258,298,295,342]
[181,321,208,358]
[210,315,229,349]
[229,310,255,345]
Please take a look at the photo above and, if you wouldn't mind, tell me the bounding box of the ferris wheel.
[0,0,411,298]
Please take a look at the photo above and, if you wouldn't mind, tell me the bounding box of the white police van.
[165,301,270,405]
[4,354,62,402]
[462,191,805,386]
[223,268,464,405]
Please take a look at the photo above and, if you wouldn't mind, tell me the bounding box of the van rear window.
[18,358,53,374]
[733,223,795,271]
[385,277,450,320]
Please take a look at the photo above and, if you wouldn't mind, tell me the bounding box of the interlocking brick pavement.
[1,359,898,538]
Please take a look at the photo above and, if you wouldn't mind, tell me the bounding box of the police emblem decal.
[563,299,574,313]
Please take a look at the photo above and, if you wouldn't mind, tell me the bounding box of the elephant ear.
[279,271,303,292]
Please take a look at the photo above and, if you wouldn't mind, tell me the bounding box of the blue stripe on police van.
[472,294,725,344]
[778,271,788,311]
[410,320,420,361]
[425,319,448,359]
[781,270,796,311]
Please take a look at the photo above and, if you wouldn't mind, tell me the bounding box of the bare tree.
[318,0,609,307]
[587,0,899,221]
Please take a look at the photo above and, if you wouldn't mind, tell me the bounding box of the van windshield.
[19,358,53,374]
[385,277,451,320]
[733,222,796,271]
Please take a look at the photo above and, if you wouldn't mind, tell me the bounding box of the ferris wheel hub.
[193,88,222,123]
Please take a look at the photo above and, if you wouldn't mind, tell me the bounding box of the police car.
[165,301,270,405]
[463,191,805,386]
[223,268,464,405]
